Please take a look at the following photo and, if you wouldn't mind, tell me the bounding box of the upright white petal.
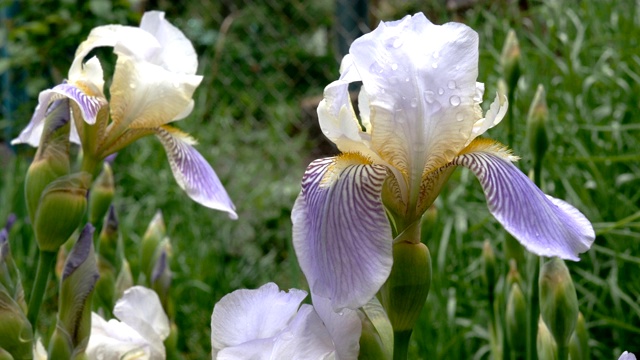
[87,313,152,360]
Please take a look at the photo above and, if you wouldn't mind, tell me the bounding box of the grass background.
[1,0,639,358]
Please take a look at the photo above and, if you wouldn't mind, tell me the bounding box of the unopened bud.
[539,257,579,349]
[381,227,431,333]
[527,84,549,164]
[537,317,557,360]
[25,99,72,223]
[140,211,166,285]
[88,163,114,225]
[0,292,33,359]
[506,259,522,290]
[569,312,590,360]
[34,172,91,252]
[0,227,25,310]
[50,224,99,358]
[500,29,521,93]
[506,282,527,354]
[115,260,134,300]
[482,240,497,299]
[98,206,119,267]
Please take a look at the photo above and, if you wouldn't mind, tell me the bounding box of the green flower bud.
[88,163,114,225]
[0,228,25,311]
[0,348,14,360]
[381,223,431,334]
[500,29,521,94]
[34,172,91,252]
[506,259,522,290]
[165,322,180,360]
[0,292,33,359]
[527,84,549,165]
[25,100,72,224]
[537,317,557,360]
[569,312,589,360]
[359,297,393,360]
[482,239,497,302]
[506,282,527,354]
[539,258,579,350]
[115,259,133,301]
[98,206,120,268]
[140,211,166,285]
[151,245,173,315]
[49,224,99,358]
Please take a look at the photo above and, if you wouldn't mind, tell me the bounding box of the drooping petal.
[154,126,237,219]
[86,313,151,360]
[292,155,393,311]
[454,139,595,260]
[467,91,508,146]
[210,282,308,357]
[109,54,202,130]
[312,293,362,360]
[271,304,335,360]
[113,286,169,358]
[11,83,106,146]
[139,11,198,75]
[349,12,483,179]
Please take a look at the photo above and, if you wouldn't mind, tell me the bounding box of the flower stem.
[27,250,57,329]
[393,330,411,360]
[526,255,542,360]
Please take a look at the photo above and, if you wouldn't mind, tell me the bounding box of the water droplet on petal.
[338,311,344,316]
[404,77,410,82]
[448,80,456,89]
[449,95,461,106]
[391,63,398,70]
[369,62,384,74]
[393,37,403,48]
[433,51,440,59]
[456,112,464,121]
[437,88,445,95]
[432,62,438,69]
[423,90,435,103]
[129,83,136,89]
[410,98,418,107]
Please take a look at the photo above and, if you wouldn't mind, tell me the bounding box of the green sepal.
[500,29,521,94]
[0,292,33,359]
[537,317,557,360]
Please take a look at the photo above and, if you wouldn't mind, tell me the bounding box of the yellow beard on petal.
[458,137,520,162]
[320,152,374,189]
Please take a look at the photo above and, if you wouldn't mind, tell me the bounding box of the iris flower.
[12,11,236,219]
[87,286,170,360]
[292,13,595,311]
[210,282,361,360]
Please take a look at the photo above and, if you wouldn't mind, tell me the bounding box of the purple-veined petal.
[312,293,362,360]
[453,140,595,260]
[292,155,393,311]
[11,83,106,146]
[155,126,237,219]
[139,11,198,75]
[271,304,335,360]
[210,282,308,358]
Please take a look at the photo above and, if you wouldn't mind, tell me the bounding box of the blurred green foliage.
[1,0,639,359]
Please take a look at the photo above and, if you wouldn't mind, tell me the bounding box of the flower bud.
[139,211,166,284]
[359,297,393,360]
[539,257,579,349]
[0,292,33,359]
[569,312,589,360]
[527,84,549,165]
[0,227,25,311]
[481,239,497,302]
[34,172,91,252]
[24,99,71,223]
[49,224,99,358]
[506,282,527,354]
[88,163,115,225]
[500,29,521,94]
[98,206,119,267]
[380,227,431,333]
[537,317,557,360]
[506,258,522,290]
[151,245,173,314]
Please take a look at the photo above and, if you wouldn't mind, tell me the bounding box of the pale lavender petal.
[210,282,308,357]
[292,156,392,311]
[619,351,637,360]
[216,338,274,360]
[155,127,237,219]
[11,83,105,146]
[312,293,362,359]
[271,304,335,360]
[453,150,595,260]
[114,286,170,349]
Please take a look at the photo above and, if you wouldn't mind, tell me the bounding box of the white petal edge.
[312,293,362,360]
[87,312,152,360]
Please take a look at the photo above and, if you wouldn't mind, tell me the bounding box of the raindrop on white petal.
[391,63,398,70]
[456,112,464,121]
[392,37,403,48]
[423,90,435,103]
[338,311,344,316]
[448,80,456,89]
[404,77,410,82]
[433,51,440,59]
[449,95,461,106]
[380,88,386,94]
[432,62,438,69]
[437,88,445,95]
[410,98,418,107]
[369,62,384,74]
[129,83,136,89]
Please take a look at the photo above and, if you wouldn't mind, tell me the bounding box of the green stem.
[526,255,542,360]
[393,330,412,360]
[507,90,516,148]
[557,344,569,360]
[27,250,57,329]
